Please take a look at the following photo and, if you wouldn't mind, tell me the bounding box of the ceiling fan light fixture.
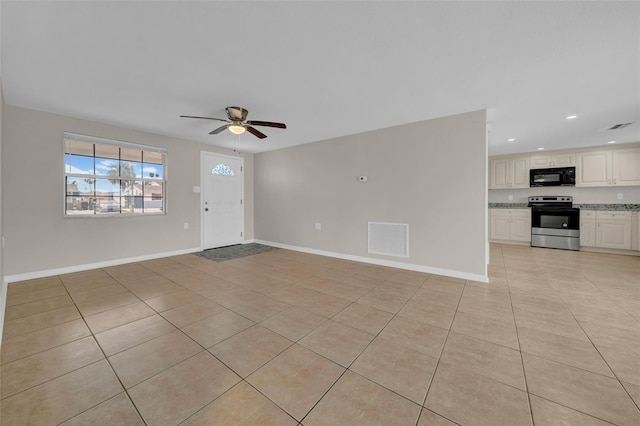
[228,124,246,135]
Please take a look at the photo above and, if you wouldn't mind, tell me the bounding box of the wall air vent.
[604,122,635,130]
[368,222,409,258]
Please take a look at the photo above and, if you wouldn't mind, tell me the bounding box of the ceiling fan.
[180,106,286,139]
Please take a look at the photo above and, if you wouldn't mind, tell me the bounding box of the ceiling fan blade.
[180,115,229,123]
[246,126,268,139]
[246,120,287,129]
[209,125,229,135]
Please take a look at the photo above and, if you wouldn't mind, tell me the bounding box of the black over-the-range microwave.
[529,167,576,187]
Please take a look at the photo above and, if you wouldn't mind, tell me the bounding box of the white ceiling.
[1,1,639,155]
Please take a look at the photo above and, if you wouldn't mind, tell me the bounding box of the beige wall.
[2,106,254,277]
[254,110,488,280]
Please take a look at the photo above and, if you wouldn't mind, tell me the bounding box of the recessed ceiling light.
[566,115,577,120]
[507,138,515,142]
[537,147,545,151]
[608,140,616,144]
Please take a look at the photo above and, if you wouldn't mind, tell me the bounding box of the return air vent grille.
[368,222,409,258]
[605,122,635,130]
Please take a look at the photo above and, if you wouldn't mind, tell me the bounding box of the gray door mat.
[194,243,279,262]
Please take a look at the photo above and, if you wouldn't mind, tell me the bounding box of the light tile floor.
[1,243,639,425]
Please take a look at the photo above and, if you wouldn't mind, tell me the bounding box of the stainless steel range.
[528,196,580,251]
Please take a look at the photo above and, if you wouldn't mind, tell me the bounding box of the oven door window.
[532,208,579,230]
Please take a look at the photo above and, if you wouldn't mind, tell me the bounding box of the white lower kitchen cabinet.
[580,215,596,247]
[632,211,640,251]
[595,211,632,250]
[490,209,531,242]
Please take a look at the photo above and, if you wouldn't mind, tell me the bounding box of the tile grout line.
[504,245,635,425]
[503,243,536,426]
[415,273,468,426]
[60,269,150,426]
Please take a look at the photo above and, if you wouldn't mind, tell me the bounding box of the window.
[64,132,167,216]
[212,163,234,176]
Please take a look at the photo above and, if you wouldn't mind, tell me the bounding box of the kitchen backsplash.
[488,186,640,204]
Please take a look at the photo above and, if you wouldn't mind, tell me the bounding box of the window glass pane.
[123,196,143,213]
[212,163,234,176]
[120,161,141,178]
[65,140,94,156]
[143,163,163,179]
[95,197,121,214]
[143,196,163,213]
[143,151,163,165]
[121,148,142,162]
[95,158,120,177]
[94,178,121,197]
[144,181,163,199]
[94,144,119,160]
[65,154,94,175]
[66,177,94,196]
[121,180,143,196]
[65,196,94,216]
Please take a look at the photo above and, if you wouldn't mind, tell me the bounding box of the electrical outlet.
[617,193,623,200]
[184,222,189,230]
[315,223,321,231]
[508,195,513,201]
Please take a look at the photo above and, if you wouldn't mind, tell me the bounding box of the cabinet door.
[490,159,509,189]
[530,156,551,168]
[612,148,640,186]
[552,154,576,167]
[632,212,640,251]
[490,216,511,240]
[511,157,530,188]
[576,151,611,187]
[530,154,575,168]
[580,220,596,247]
[511,216,532,242]
[596,220,631,250]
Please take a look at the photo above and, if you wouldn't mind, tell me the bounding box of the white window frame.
[63,132,167,217]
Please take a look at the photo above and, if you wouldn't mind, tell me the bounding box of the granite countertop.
[489,203,640,211]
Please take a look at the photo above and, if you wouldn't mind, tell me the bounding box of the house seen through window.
[64,133,167,216]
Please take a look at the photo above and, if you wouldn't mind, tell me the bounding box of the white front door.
[202,152,244,249]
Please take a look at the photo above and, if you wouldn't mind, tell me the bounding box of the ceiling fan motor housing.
[226,107,249,121]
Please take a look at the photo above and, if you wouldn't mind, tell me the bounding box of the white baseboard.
[4,247,202,284]
[255,239,489,283]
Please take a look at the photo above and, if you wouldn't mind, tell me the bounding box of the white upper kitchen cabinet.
[489,156,529,189]
[577,147,640,187]
[576,150,611,187]
[530,153,575,168]
[612,147,640,186]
